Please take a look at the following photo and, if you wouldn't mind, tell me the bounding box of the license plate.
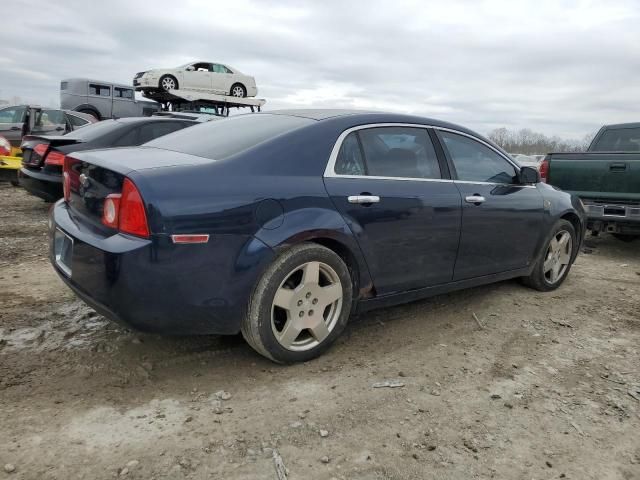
[54,229,73,277]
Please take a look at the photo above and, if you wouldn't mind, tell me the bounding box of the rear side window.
[114,87,134,99]
[60,81,68,90]
[89,84,111,97]
[334,127,441,179]
[592,127,640,151]
[35,109,65,127]
[146,114,314,160]
[440,131,517,184]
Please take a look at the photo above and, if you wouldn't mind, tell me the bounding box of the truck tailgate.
[548,152,640,202]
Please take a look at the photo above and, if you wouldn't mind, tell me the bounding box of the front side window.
[192,62,213,72]
[0,106,26,124]
[334,127,441,179]
[440,131,516,184]
[89,84,111,97]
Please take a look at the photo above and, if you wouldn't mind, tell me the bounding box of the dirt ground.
[1,181,639,480]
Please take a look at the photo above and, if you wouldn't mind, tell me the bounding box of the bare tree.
[487,127,596,155]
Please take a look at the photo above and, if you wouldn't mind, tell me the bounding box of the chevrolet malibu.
[49,110,585,363]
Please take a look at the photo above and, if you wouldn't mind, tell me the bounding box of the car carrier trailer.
[142,88,266,116]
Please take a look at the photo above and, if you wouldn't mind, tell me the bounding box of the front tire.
[159,75,178,91]
[241,243,353,363]
[522,219,577,291]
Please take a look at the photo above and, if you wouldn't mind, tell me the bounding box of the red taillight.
[0,136,10,156]
[33,143,48,157]
[539,158,549,183]
[101,178,149,238]
[45,150,66,166]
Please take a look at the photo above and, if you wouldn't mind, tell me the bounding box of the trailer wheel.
[160,75,178,92]
[230,83,246,98]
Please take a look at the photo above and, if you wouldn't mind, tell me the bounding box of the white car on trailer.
[133,61,258,98]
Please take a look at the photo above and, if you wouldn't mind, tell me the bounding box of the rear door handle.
[348,195,380,204]
[609,162,627,171]
[465,195,486,204]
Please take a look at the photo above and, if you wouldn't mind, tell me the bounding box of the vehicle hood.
[69,146,213,175]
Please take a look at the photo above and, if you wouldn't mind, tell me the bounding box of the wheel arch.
[560,210,584,254]
[74,104,101,120]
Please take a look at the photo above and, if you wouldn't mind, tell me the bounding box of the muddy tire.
[522,219,577,291]
[241,243,352,363]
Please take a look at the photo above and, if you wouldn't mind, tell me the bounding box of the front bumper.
[133,75,159,91]
[18,167,62,202]
[49,201,274,335]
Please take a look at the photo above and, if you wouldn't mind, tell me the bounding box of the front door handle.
[465,195,486,204]
[348,195,380,204]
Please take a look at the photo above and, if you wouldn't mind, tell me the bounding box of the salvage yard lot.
[0,182,639,480]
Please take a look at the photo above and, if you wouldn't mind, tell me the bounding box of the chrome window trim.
[323,123,534,188]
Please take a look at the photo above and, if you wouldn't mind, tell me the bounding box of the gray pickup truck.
[542,122,640,241]
[60,78,160,120]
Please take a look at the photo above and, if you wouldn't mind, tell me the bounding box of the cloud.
[1,0,638,138]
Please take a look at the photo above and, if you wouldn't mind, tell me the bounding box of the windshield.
[146,114,314,160]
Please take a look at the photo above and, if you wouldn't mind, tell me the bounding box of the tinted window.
[193,62,213,72]
[67,113,90,128]
[138,121,190,144]
[592,127,640,152]
[63,119,124,141]
[335,132,365,175]
[440,131,516,184]
[146,114,314,160]
[0,106,26,124]
[352,127,440,179]
[89,84,111,97]
[60,81,68,90]
[114,87,134,99]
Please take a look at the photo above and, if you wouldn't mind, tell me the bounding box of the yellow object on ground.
[0,146,22,170]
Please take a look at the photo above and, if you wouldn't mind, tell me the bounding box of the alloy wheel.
[543,230,572,284]
[161,77,176,91]
[231,85,244,97]
[271,261,343,351]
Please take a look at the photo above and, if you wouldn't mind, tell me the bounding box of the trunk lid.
[65,147,212,229]
[21,135,82,168]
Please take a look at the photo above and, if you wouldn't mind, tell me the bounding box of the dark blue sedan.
[49,110,585,363]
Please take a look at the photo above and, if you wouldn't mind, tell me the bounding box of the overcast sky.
[2,0,639,138]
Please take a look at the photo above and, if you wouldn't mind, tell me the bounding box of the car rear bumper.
[584,201,640,233]
[18,167,62,202]
[50,201,274,335]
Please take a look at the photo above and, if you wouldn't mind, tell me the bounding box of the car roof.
[601,122,640,130]
[263,109,482,137]
[113,117,196,124]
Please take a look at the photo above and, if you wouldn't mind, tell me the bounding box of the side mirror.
[519,166,540,184]
[185,66,194,71]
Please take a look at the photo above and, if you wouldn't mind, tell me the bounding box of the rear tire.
[522,219,577,292]
[611,233,639,242]
[230,83,246,98]
[241,243,352,363]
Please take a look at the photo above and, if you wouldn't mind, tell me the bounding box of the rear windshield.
[145,114,314,160]
[63,119,123,141]
[592,127,640,152]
